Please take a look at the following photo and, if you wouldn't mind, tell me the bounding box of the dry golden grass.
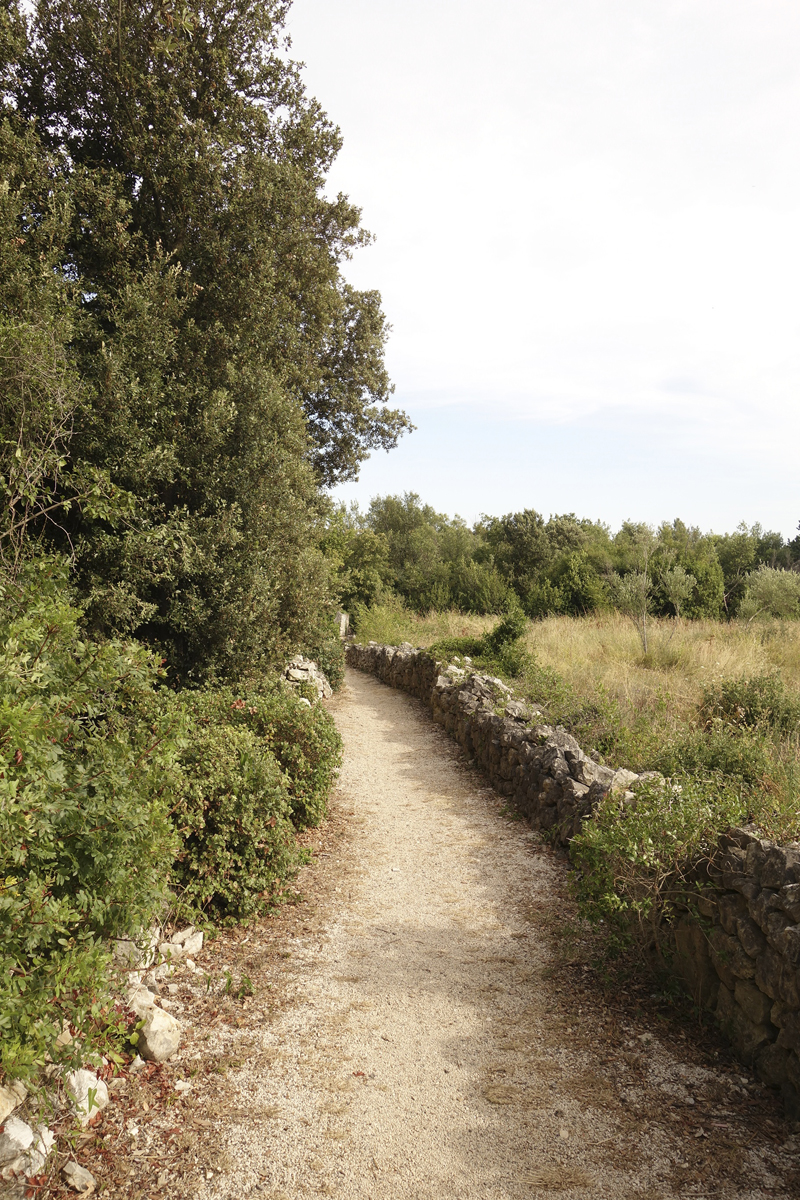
[354,601,493,647]
[356,605,800,734]
[526,612,800,730]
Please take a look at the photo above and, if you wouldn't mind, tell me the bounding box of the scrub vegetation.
[0,0,398,1081]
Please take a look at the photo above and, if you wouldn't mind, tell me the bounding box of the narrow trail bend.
[198,669,799,1200]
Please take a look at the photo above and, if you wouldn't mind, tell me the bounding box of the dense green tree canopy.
[2,0,409,678]
[335,493,798,625]
[18,0,409,486]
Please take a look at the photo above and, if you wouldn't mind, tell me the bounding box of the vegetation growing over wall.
[164,684,341,921]
[353,606,800,848]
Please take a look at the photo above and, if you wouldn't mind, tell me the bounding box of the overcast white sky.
[287,0,800,536]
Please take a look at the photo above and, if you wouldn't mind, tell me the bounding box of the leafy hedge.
[233,687,342,829]
[162,684,342,920]
[168,719,299,922]
[0,564,344,1076]
[0,562,181,1079]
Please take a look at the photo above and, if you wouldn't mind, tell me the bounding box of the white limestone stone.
[138,1007,182,1062]
[65,1070,109,1126]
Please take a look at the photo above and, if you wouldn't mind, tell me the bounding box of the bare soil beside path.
[73,667,800,1199]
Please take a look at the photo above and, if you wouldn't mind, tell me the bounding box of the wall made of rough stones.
[347,641,800,1115]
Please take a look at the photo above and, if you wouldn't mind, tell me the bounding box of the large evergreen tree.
[7,0,409,679]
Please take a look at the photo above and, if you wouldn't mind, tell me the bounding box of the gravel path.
[197,668,799,1199]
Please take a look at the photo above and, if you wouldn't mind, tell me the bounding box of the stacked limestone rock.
[282,655,333,702]
[684,831,800,1097]
[348,642,438,697]
[431,667,649,843]
[347,640,800,1116]
[347,643,644,845]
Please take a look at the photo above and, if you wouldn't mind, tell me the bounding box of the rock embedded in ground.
[63,1160,96,1193]
[0,1084,23,1125]
[169,926,204,958]
[181,930,204,957]
[0,1116,34,1169]
[65,1070,110,1126]
[170,925,196,945]
[138,1006,182,1062]
[0,1116,52,1180]
[147,960,177,983]
[27,1125,55,1175]
[611,767,640,791]
[126,983,158,1020]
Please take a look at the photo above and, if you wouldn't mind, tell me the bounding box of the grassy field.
[529,611,800,722]
[352,601,800,841]
[354,603,800,713]
[351,602,495,648]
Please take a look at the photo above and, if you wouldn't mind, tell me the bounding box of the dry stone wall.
[347,640,800,1116]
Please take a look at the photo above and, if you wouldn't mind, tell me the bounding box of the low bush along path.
[163,668,800,1199]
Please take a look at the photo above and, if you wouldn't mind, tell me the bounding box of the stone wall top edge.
[346,641,788,858]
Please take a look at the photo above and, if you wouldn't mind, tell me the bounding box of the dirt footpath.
[193,668,799,1200]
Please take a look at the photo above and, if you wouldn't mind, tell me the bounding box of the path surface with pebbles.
[197,667,800,1200]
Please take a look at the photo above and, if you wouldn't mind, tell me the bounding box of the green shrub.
[169,721,299,922]
[571,773,747,947]
[700,674,800,735]
[428,635,485,659]
[305,617,346,691]
[552,691,641,762]
[481,607,527,653]
[483,638,530,678]
[651,726,774,792]
[350,596,413,643]
[431,622,532,683]
[0,561,181,1079]
[158,681,341,919]
[231,686,343,828]
[168,678,340,824]
[517,655,574,714]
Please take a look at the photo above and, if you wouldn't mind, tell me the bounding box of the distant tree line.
[326,493,800,622]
